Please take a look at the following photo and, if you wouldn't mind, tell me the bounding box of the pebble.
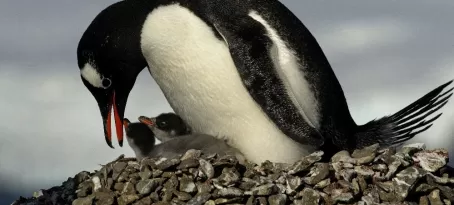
[12,142,454,205]
[268,194,287,205]
[180,175,197,194]
[300,188,320,205]
[135,179,159,195]
[199,159,215,179]
[117,194,139,205]
[413,149,449,172]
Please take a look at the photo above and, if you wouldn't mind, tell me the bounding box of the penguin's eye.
[102,78,112,88]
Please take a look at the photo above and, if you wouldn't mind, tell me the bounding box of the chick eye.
[102,78,112,88]
[158,121,167,128]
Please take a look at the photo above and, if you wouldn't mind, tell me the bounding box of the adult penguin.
[77,0,453,164]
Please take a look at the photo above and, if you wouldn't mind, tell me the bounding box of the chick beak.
[138,116,155,126]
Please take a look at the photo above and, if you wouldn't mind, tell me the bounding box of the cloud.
[316,18,411,56]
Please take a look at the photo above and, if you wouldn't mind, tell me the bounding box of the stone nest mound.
[12,143,454,205]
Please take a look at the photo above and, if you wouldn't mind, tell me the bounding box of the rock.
[218,167,241,186]
[436,184,454,201]
[332,190,353,203]
[213,155,239,167]
[385,155,403,179]
[149,192,160,202]
[214,197,242,204]
[154,202,171,205]
[161,189,173,202]
[135,179,159,195]
[177,158,200,169]
[314,178,330,189]
[401,143,426,155]
[217,187,244,197]
[133,197,152,205]
[113,162,128,173]
[256,197,268,205]
[415,183,435,193]
[196,182,212,194]
[76,181,92,197]
[239,180,257,191]
[93,192,115,205]
[138,167,152,180]
[376,181,394,192]
[337,167,356,182]
[427,173,454,184]
[180,175,197,194]
[13,145,454,205]
[199,159,215,179]
[91,176,102,192]
[181,149,203,161]
[75,171,91,184]
[357,176,368,192]
[152,169,163,178]
[165,175,179,190]
[352,144,379,163]
[204,200,215,205]
[117,194,139,205]
[413,149,449,172]
[288,151,323,174]
[419,196,429,205]
[372,163,388,172]
[246,184,277,196]
[156,158,181,170]
[285,175,303,194]
[428,189,443,205]
[174,191,193,201]
[122,182,136,194]
[393,167,427,201]
[361,194,379,205]
[268,194,287,205]
[331,151,355,163]
[354,165,375,177]
[303,163,329,185]
[72,196,94,205]
[300,188,320,205]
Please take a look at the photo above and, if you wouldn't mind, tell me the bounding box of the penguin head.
[77,1,150,148]
[123,118,156,155]
[138,113,191,142]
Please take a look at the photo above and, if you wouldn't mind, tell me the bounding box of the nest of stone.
[12,143,454,205]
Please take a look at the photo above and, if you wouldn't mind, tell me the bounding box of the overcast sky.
[1,0,454,203]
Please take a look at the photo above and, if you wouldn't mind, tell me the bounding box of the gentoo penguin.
[123,117,244,161]
[123,118,156,160]
[77,0,453,164]
[138,112,191,142]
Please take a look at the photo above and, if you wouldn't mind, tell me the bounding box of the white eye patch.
[80,63,111,89]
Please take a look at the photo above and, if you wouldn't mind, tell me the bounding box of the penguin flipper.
[210,16,324,147]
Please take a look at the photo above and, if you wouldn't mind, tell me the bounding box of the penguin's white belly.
[140,4,315,163]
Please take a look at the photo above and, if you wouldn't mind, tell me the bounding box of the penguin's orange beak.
[138,116,155,126]
[104,91,125,148]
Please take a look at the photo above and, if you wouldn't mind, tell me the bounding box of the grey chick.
[124,114,245,162]
[138,112,191,143]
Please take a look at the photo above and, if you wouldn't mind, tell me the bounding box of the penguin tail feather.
[353,80,453,149]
